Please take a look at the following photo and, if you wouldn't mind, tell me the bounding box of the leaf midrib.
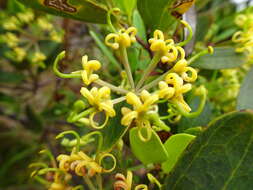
[220,132,253,190]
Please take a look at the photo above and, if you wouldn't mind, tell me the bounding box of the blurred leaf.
[133,10,147,41]
[0,70,24,84]
[130,127,168,164]
[137,0,178,31]
[101,102,128,151]
[192,47,246,70]
[237,67,253,110]
[178,97,213,132]
[17,0,108,23]
[7,0,25,13]
[25,105,44,132]
[162,133,195,173]
[89,30,120,71]
[165,111,253,189]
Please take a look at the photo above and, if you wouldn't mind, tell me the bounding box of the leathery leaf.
[164,110,253,190]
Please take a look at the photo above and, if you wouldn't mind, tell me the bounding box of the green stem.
[188,46,214,65]
[83,176,97,190]
[136,53,162,90]
[175,86,207,118]
[138,69,172,92]
[96,174,103,190]
[56,130,81,152]
[112,96,126,104]
[95,79,129,94]
[107,8,119,33]
[119,47,135,90]
[72,108,95,122]
[148,112,171,132]
[53,51,81,79]
[82,131,103,154]
[177,20,193,47]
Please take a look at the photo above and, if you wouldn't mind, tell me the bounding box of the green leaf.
[162,133,195,173]
[123,0,136,19]
[192,47,246,70]
[17,0,108,23]
[164,111,253,190]
[101,102,128,151]
[129,127,168,164]
[0,70,24,84]
[133,10,147,42]
[237,67,253,110]
[137,0,177,31]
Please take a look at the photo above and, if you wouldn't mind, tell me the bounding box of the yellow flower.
[3,16,20,30]
[121,90,159,126]
[171,59,198,82]
[160,73,192,112]
[5,32,19,48]
[114,171,148,190]
[105,27,137,49]
[17,10,34,23]
[80,86,115,117]
[31,51,46,63]
[37,17,53,31]
[13,47,26,62]
[148,30,186,64]
[80,55,101,85]
[57,151,108,177]
[232,13,253,58]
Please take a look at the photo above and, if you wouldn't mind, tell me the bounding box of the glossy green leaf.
[192,47,246,70]
[162,133,195,173]
[165,111,253,190]
[137,0,177,31]
[17,0,107,23]
[129,127,168,164]
[101,102,128,151]
[237,67,253,110]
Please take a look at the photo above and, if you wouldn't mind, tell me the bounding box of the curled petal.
[158,81,175,99]
[126,92,143,109]
[105,33,119,49]
[99,101,116,117]
[181,67,198,82]
[89,111,109,129]
[121,110,138,126]
[135,184,148,190]
[80,87,95,105]
[173,59,188,73]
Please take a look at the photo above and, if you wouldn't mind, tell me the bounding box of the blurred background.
[0,0,252,189]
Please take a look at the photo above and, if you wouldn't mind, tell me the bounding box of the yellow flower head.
[80,55,101,85]
[121,90,158,126]
[57,151,102,177]
[80,86,115,117]
[105,27,137,49]
[114,171,148,190]
[232,13,253,58]
[161,73,192,112]
[172,59,198,82]
[148,30,186,64]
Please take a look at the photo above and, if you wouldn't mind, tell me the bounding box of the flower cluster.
[232,13,253,59]
[0,8,63,64]
[54,20,211,142]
